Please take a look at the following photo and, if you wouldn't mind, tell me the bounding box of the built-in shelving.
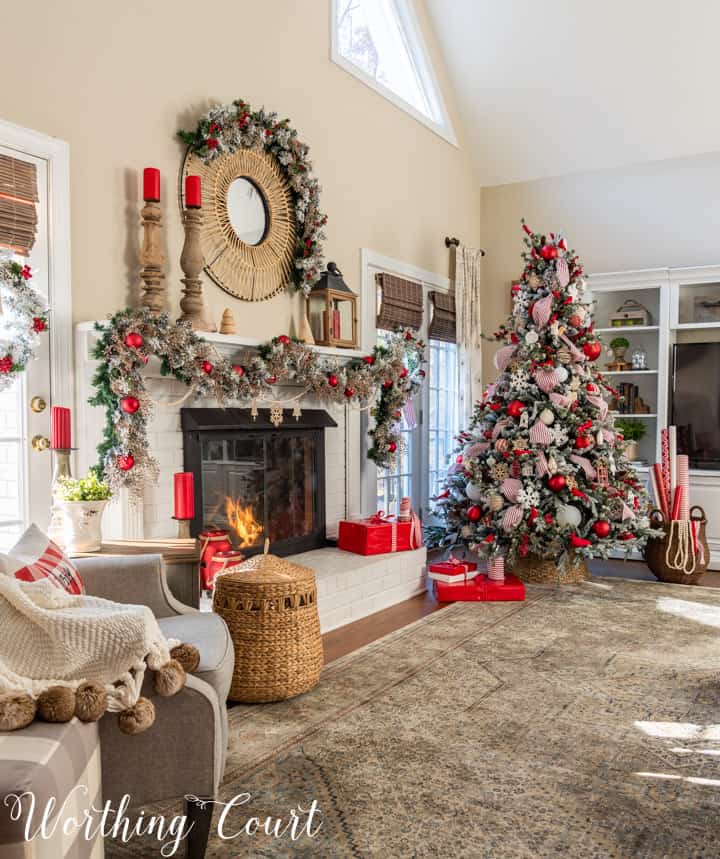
[595,325,659,334]
[602,370,658,376]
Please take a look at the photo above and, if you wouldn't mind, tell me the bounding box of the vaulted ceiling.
[426,0,720,186]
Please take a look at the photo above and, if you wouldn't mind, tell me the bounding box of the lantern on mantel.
[306,262,358,348]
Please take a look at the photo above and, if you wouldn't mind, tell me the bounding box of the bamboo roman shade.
[376,273,423,331]
[0,154,39,257]
[428,290,456,342]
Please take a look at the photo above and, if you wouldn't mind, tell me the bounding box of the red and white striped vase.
[487,556,505,582]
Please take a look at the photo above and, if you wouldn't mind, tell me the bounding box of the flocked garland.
[0,259,49,392]
[90,308,425,497]
[178,98,327,295]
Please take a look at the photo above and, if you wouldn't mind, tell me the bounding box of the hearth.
[181,408,336,557]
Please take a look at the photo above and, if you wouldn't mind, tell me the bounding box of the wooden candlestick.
[140,200,166,312]
[178,208,216,332]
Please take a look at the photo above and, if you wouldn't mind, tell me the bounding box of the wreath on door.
[0,259,49,392]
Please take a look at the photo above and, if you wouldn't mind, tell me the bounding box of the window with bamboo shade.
[0,154,39,257]
[375,272,423,331]
[428,290,456,343]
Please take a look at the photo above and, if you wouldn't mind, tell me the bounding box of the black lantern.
[307,262,358,348]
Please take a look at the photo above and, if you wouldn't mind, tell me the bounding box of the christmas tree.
[430,222,657,572]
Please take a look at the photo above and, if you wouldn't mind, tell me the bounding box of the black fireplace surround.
[181,408,336,557]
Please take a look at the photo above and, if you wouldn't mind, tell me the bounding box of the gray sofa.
[0,553,234,859]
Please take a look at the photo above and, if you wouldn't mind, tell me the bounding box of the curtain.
[454,245,484,422]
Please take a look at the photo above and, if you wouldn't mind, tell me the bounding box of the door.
[0,128,71,552]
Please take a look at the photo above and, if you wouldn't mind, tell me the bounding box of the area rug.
[107,578,720,858]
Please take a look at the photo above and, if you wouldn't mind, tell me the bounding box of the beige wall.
[1,0,480,337]
[480,150,720,381]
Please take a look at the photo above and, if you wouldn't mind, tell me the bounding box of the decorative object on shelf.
[173,472,195,539]
[219,308,236,335]
[139,167,166,313]
[89,308,425,497]
[54,473,112,552]
[178,98,326,299]
[606,336,632,371]
[177,174,215,332]
[612,382,652,415]
[427,221,659,573]
[610,298,651,327]
[198,527,233,592]
[307,262,358,348]
[692,295,720,324]
[299,307,315,345]
[0,259,49,392]
[630,346,648,370]
[212,539,323,703]
[614,419,647,462]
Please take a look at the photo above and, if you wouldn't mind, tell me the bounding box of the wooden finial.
[219,308,236,335]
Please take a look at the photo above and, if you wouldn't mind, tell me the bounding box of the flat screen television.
[672,342,720,470]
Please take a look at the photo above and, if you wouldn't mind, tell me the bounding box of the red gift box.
[338,512,422,556]
[428,558,479,583]
[433,573,525,603]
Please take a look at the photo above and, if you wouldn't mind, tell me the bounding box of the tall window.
[427,339,459,503]
[332,0,456,144]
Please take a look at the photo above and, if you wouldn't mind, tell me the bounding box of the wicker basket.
[511,553,590,584]
[644,506,709,585]
[212,541,323,703]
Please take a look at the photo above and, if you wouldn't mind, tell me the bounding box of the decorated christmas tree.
[430,222,657,576]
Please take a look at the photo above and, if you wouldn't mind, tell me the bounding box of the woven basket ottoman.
[212,543,324,703]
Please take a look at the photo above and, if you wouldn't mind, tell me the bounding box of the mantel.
[75,321,366,363]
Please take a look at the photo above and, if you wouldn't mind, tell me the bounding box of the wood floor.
[322,560,720,664]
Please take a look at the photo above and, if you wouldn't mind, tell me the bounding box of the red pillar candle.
[143,167,160,202]
[50,406,71,450]
[185,175,201,208]
[174,472,195,520]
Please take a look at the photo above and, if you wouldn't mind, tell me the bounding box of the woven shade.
[376,273,423,331]
[0,155,38,257]
[428,290,456,342]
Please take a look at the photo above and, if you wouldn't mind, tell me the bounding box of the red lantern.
[328,374,339,388]
[506,399,526,419]
[124,332,144,349]
[117,454,135,471]
[592,520,611,538]
[548,474,566,492]
[583,341,602,361]
[467,505,482,522]
[206,549,245,591]
[120,396,140,415]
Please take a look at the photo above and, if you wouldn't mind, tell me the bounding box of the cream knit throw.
[0,575,179,713]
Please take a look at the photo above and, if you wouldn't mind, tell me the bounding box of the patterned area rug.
[107,578,720,858]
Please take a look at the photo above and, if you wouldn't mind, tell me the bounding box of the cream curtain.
[454,245,484,422]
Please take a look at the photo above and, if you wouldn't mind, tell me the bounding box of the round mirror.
[226,177,268,245]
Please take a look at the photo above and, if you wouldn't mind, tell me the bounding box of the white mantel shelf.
[76,321,366,362]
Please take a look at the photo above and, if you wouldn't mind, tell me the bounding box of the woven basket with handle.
[212,540,323,703]
[644,506,709,585]
[510,552,590,584]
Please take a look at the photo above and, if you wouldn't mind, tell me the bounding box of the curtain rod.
[444,236,486,256]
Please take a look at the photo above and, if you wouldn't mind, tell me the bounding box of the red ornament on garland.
[592,520,611,538]
[328,374,339,388]
[117,454,135,471]
[570,533,592,548]
[201,360,213,374]
[506,399,526,419]
[32,317,47,333]
[388,441,397,453]
[619,532,635,541]
[232,364,244,376]
[277,335,291,345]
[0,355,13,373]
[582,341,602,361]
[363,355,375,365]
[124,332,144,349]
[265,374,277,385]
[400,367,408,378]
[574,435,592,450]
[540,245,555,260]
[467,505,482,522]
[548,474,567,492]
[344,387,355,398]
[382,380,393,389]
[120,396,140,414]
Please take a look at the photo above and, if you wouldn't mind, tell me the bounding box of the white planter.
[57,500,107,552]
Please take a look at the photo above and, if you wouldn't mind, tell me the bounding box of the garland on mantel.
[0,259,49,392]
[178,98,327,295]
[90,308,426,498]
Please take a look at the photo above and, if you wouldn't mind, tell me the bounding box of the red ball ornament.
[328,374,339,388]
[548,474,567,492]
[540,245,555,260]
[344,387,355,398]
[232,364,244,376]
[265,374,277,385]
[400,367,408,378]
[467,505,482,522]
[277,335,291,345]
[388,442,397,453]
[201,360,213,374]
[506,399,526,419]
[404,331,414,341]
[120,396,140,415]
[592,520,611,538]
[574,435,592,450]
[124,332,144,349]
[382,380,393,389]
[619,532,635,541]
[583,341,602,361]
[117,454,135,471]
[32,317,47,333]
[363,355,375,365]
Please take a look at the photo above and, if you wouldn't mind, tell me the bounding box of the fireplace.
[181,408,336,557]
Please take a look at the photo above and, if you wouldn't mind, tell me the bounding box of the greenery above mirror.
[178,99,327,299]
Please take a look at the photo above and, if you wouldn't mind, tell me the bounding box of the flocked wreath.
[178,99,327,295]
[0,259,49,392]
[90,308,425,498]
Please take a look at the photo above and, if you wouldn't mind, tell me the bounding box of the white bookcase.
[588,265,720,568]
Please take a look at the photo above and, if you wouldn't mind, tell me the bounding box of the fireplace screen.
[182,408,335,556]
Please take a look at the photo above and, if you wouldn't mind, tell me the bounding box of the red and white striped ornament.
[550,391,572,409]
[501,505,523,532]
[494,344,517,372]
[494,438,509,453]
[530,419,554,446]
[464,442,489,458]
[587,394,609,419]
[556,257,570,287]
[487,556,506,581]
[500,477,522,502]
[492,418,511,439]
[569,454,597,480]
[536,451,550,477]
[534,367,559,393]
[531,293,554,329]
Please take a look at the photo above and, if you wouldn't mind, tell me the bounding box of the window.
[331,0,456,144]
[427,339,459,504]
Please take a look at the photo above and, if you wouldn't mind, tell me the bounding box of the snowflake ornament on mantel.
[427,221,659,570]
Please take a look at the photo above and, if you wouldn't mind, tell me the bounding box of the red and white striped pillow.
[1,524,85,595]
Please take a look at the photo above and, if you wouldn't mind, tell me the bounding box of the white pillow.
[0,524,85,595]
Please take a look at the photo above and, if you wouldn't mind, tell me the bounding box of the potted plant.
[614,418,647,462]
[55,473,112,552]
[609,336,630,363]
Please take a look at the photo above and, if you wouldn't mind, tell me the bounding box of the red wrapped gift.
[428,558,479,583]
[433,573,525,603]
[338,512,422,556]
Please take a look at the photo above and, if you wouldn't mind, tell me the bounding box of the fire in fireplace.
[181,408,337,557]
